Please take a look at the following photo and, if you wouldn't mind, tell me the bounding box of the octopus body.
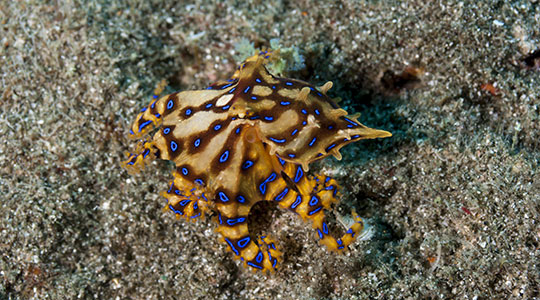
[122,51,391,272]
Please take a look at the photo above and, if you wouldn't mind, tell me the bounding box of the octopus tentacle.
[161,169,211,220]
[121,139,158,175]
[215,210,282,272]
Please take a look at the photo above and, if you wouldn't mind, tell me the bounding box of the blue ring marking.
[328,125,334,130]
[325,185,335,190]
[269,137,286,143]
[280,101,290,106]
[217,213,223,224]
[272,258,278,268]
[222,105,230,110]
[317,229,323,239]
[169,204,183,215]
[154,113,161,118]
[179,199,190,206]
[251,96,257,100]
[255,78,262,83]
[127,161,134,165]
[291,195,302,209]
[181,167,188,175]
[274,187,289,202]
[243,86,250,93]
[338,245,345,250]
[227,79,234,82]
[163,127,171,134]
[142,149,150,158]
[205,103,213,109]
[236,195,246,203]
[129,129,134,135]
[167,100,174,110]
[308,137,317,147]
[219,150,229,163]
[326,143,337,152]
[224,238,239,255]
[193,202,198,210]
[277,157,285,165]
[291,129,298,136]
[315,109,320,115]
[218,191,229,202]
[316,153,324,157]
[221,83,233,89]
[322,222,329,234]
[301,109,307,114]
[325,177,330,183]
[337,239,343,245]
[288,153,296,158]
[194,138,201,147]
[228,87,236,94]
[247,262,263,269]
[249,116,260,120]
[226,217,246,226]
[138,120,153,132]
[343,117,358,126]
[308,206,322,216]
[167,182,174,193]
[206,86,213,90]
[201,193,208,201]
[150,100,157,109]
[302,121,307,125]
[141,107,147,112]
[285,82,293,86]
[174,189,181,195]
[170,141,178,152]
[214,124,222,131]
[255,252,263,263]
[237,237,251,248]
[232,117,237,120]
[309,195,319,206]
[242,160,253,169]
[195,178,204,185]
[264,116,274,121]
[272,85,276,89]
[235,127,241,134]
[294,166,303,183]
[191,213,201,218]
[259,172,277,195]
[185,108,192,116]
[352,134,360,139]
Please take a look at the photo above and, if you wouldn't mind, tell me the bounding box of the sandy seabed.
[0,1,538,299]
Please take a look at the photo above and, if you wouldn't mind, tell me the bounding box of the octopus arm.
[212,124,284,272]
[276,158,366,252]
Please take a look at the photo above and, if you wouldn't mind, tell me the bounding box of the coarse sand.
[0,1,538,299]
